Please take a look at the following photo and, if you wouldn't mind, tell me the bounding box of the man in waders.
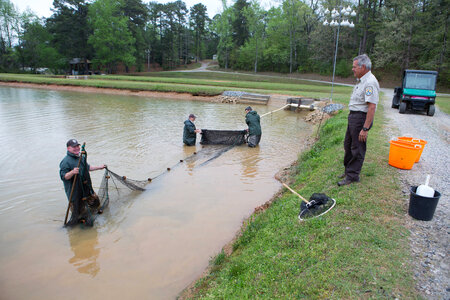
[183,114,201,146]
[338,54,379,186]
[60,139,105,224]
[245,106,261,147]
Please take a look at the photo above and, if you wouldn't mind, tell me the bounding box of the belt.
[349,110,367,115]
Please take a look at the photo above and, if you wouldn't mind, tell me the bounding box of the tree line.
[0,0,448,84]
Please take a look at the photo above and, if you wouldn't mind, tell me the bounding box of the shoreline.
[177,161,314,300]
[178,150,315,299]
[2,79,322,298]
[0,81,324,113]
[0,81,222,102]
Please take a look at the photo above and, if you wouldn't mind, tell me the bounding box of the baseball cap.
[66,139,80,147]
[245,106,252,111]
[189,114,196,119]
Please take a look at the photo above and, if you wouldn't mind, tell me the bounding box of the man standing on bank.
[245,106,262,147]
[338,54,379,186]
[183,114,201,146]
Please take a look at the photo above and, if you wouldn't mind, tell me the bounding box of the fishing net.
[200,129,247,145]
[65,129,246,226]
[298,193,336,221]
[66,162,149,227]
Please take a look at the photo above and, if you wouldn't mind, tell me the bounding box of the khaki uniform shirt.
[348,71,380,112]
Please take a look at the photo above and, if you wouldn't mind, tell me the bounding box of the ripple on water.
[0,86,312,300]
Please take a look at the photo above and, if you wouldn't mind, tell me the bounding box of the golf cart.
[392,70,438,116]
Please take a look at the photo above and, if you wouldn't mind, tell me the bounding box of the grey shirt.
[348,71,380,112]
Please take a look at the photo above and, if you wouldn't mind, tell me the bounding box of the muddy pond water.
[0,86,312,299]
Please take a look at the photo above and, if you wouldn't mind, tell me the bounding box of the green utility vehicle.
[392,70,438,116]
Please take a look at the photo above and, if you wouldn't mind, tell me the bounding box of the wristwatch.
[362,127,370,131]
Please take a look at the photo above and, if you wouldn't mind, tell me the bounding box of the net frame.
[298,195,336,221]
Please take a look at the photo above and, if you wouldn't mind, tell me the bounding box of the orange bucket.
[388,140,422,170]
[397,137,427,162]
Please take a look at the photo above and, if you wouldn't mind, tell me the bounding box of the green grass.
[94,74,350,93]
[0,73,225,95]
[184,99,417,299]
[436,94,450,115]
[0,72,353,99]
[1,71,418,298]
[132,70,330,84]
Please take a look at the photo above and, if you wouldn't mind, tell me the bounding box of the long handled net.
[298,193,336,221]
[281,183,336,221]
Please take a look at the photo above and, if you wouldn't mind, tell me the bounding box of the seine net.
[66,129,247,226]
[298,193,336,221]
[67,167,149,227]
[200,129,247,145]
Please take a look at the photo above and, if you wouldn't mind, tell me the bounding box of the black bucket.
[408,186,441,221]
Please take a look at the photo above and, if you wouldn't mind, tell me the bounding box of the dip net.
[66,167,149,227]
[200,129,247,145]
[298,193,336,221]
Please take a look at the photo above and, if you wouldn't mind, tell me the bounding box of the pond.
[0,86,312,299]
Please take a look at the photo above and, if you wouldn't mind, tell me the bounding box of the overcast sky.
[10,0,278,19]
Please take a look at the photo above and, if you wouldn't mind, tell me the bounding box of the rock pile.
[304,109,331,124]
[220,91,246,103]
[220,96,240,103]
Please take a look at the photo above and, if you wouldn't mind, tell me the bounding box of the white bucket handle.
[414,144,422,149]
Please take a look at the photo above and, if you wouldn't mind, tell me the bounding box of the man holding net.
[60,139,105,225]
[183,114,202,146]
[245,106,261,147]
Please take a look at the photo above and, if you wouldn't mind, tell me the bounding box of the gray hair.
[353,54,372,70]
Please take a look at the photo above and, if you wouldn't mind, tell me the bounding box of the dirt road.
[381,89,449,299]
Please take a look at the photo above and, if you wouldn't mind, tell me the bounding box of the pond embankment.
[1,76,434,298]
[0,81,221,102]
[179,97,421,298]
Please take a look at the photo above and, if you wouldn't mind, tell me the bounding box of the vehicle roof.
[404,69,438,75]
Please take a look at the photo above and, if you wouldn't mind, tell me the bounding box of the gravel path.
[381,89,449,299]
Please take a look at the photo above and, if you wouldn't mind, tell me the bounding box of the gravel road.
[381,89,449,299]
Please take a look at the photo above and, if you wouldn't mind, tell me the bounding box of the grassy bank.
[0,73,352,99]
[184,98,417,298]
[1,70,418,297]
[436,95,450,114]
[93,74,350,94]
[0,73,225,96]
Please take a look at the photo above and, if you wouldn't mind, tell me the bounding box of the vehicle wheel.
[427,104,435,116]
[399,101,407,114]
[392,96,399,108]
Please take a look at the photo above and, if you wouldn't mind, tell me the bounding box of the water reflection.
[182,145,198,174]
[67,227,100,277]
[241,147,261,180]
[0,86,312,300]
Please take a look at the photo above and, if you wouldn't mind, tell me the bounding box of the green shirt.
[59,151,89,201]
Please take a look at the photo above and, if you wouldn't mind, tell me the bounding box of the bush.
[335,59,352,77]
